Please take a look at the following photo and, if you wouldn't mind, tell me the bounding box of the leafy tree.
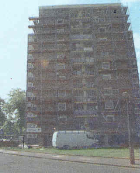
[4,88,26,135]
[0,97,6,126]
[2,120,18,136]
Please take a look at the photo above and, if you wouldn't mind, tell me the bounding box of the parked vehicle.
[52,131,98,149]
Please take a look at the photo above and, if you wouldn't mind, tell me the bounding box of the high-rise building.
[26,3,140,146]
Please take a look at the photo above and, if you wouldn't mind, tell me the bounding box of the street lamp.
[122,92,135,165]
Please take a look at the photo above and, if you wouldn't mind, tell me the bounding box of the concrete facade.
[26,3,140,146]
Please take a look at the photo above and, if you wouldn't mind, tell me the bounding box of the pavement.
[0,149,140,169]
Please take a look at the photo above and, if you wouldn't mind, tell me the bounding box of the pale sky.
[0,0,140,99]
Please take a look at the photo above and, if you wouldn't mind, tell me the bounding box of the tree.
[2,120,17,136]
[0,97,6,126]
[4,88,26,135]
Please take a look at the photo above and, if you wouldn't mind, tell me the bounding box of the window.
[86,90,95,97]
[74,104,84,111]
[83,23,91,28]
[132,60,136,65]
[57,54,65,59]
[28,35,35,42]
[28,54,34,59]
[85,57,90,63]
[102,74,111,80]
[70,11,78,18]
[106,115,115,122]
[58,90,66,97]
[134,108,139,114]
[93,17,99,23]
[76,43,83,50]
[71,34,91,40]
[74,90,83,97]
[57,63,65,70]
[89,57,94,62]
[74,57,83,63]
[86,82,94,88]
[27,113,37,118]
[27,92,32,97]
[57,28,64,33]
[74,80,82,88]
[46,104,54,111]
[27,123,37,128]
[74,70,82,75]
[27,82,34,88]
[26,128,41,133]
[113,89,118,95]
[87,104,98,111]
[102,62,110,69]
[99,18,105,22]
[105,100,114,109]
[82,78,86,84]
[28,72,34,78]
[27,134,38,138]
[114,10,117,13]
[85,66,94,75]
[82,10,90,17]
[57,36,65,41]
[71,24,79,29]
[59,76,66,79]
[129,33,133,39]
[132,69,138,75]
[99,27,106,33]
[57,44,66,49]
[82,35,92,39]
[28,45,34,50]
[101,52,109,56]
[98,38,107,41]
[46,90,57,97]
[27,103,37,110]
[57,19,64,24]
[27,92,35,97]
[27,102,32,107]
[104,88,112,95]
[58,115,67,121]
[133,78,139,84]
[58,103,66,111]
[28,63,34,69]
[84,47,93,51]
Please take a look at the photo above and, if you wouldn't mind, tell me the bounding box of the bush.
[0,141,19,147]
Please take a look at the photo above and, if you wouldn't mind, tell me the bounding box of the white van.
[52,131,98,149]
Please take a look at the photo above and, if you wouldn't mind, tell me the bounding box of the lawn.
[1,147,140,159]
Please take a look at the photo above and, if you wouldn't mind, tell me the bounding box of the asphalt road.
[0,153,139,173]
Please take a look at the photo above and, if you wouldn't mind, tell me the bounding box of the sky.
[0,0,140,99]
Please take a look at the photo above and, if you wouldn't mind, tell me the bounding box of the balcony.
[98,68,115,73]
[114,55,129,62]
[26,128,42,133]
[111,16,129,24]
[28,21,55,28]
[29,17,40,21]
[74,110,98,116]
[72,57,94,64]
[74,97,97,103]
[70,34,92,40]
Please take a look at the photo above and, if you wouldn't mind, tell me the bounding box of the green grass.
[1,147,140,159]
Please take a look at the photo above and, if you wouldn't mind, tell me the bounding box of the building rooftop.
[39,3,122,10]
